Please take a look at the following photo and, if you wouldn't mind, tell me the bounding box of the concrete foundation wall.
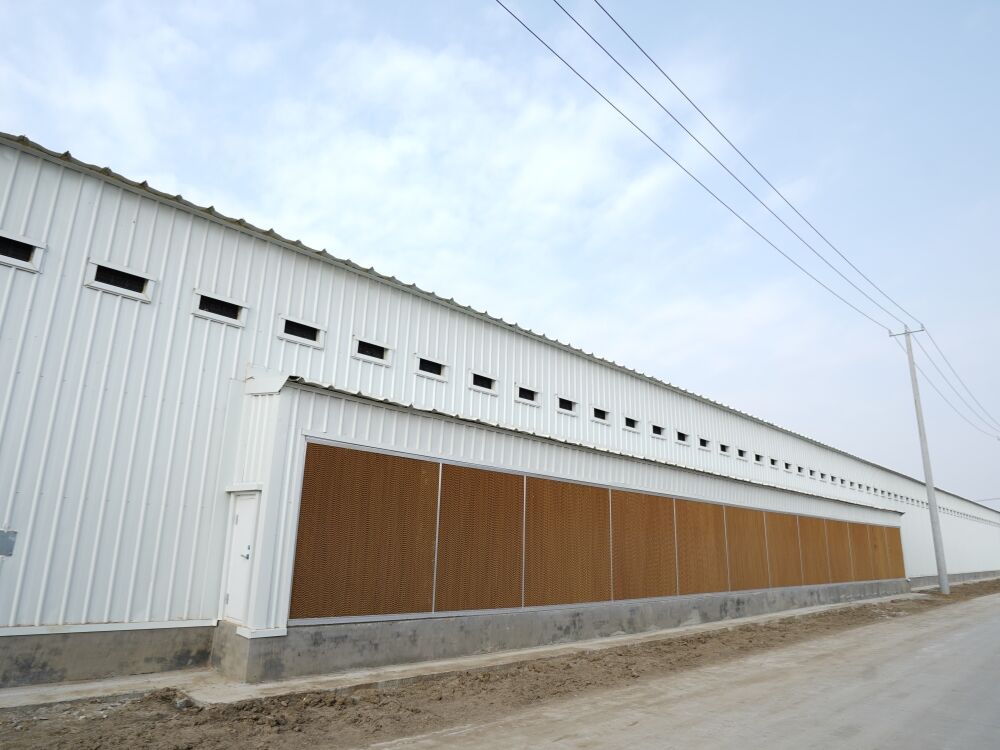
[909,570,1000,589]
[0,626,214,688]
[217,579,909,683]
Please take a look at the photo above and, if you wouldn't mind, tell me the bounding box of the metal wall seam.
[846,518,856,580]
[607,488,613,602]
[521,474,526,609]
[796,515,805,584]
[823,519,832,582]
[762,506,772,587]
[431,462,443,612]
[722,505,732,592]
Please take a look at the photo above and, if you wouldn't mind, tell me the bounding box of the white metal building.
[1,133,998,685]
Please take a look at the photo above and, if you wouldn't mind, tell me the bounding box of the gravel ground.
[3,579,999,750]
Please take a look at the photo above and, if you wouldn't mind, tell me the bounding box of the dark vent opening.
[0,236,34,263]
[699,438,709,448]
[518,386,537,401]
[284,319,319,342]
[418,358,443,376]
[652,424,664,436]
[677,431,688,442]
[737,449,747,458]
[558,397,575,412]
[625,417,637,429]
[720,444,730,453]
[357,340,387,359]
[755,454,764,462]
[198,295,241,320]
[770,458,778,467]
[472,373,494,390]
[593,407,608,421]
[94,265,147,294]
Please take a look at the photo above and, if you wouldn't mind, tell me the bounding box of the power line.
[582,0,1000,441]
[592,0,924,330]
[492,0,893,333]
[496,0,1000,445]
[923,329,1000,431]
[913,334,1000,434]
[893,338,1000,441]
[550,0,911,330]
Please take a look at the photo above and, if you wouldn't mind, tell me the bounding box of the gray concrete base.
[909,569,1000,589]
[215,579,909,683]
[0,579,920,687]
[0,626,214,688]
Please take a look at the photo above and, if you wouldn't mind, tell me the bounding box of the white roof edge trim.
[1,133,986,511]
[283,376,905,521]
[244,365,289,395]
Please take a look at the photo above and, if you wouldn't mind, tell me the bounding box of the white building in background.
[0,133,997,685]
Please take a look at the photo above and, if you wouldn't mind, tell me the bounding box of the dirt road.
[3,580,999,749]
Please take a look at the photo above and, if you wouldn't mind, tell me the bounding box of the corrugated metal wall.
[0,137,998,630]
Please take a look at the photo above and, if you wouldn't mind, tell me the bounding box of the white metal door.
[224,492,258,623]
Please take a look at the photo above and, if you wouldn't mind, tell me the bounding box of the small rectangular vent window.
[737,449,747,458]
[652,424,664,436]
[593,407,608,421]
[699,438,710,448]
[472,373,495,390]
[784,462,792,470]
[797,466,804,474]
[755,454,764,463]
[198,295,241,320]
[720,444,730,454]
[0,236,34,263]
[625,417,637,429]
[357,340,387,360]
[95,265,147,294]
[518,386,537,402]
[770,458,778,467]
[809,469,815,477]
[418,358,444,376]
[558,397,575,412]
[284,319,319,342]
[677,431,689,443]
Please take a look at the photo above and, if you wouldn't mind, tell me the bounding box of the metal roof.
[3,131,994,516]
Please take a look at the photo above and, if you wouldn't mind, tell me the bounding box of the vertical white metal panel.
[1,137,998,630]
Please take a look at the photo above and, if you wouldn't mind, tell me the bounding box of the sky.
[2,0,998,507]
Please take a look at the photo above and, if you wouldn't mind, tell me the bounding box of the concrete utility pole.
[898,326,950,594]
